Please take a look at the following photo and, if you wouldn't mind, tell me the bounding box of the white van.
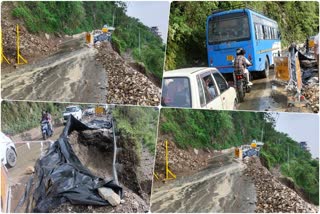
[161,67,237,110]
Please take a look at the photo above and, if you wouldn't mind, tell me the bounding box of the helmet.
[236,48,246,55]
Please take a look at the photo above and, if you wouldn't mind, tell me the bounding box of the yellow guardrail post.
[0,28,10,64]
[165,140,176,180]
[16,25,27,65]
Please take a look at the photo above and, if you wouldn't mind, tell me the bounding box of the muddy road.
[7,125,64,212]
[151,152,256,213]
[238,69,289,112]
[1,38,107,103]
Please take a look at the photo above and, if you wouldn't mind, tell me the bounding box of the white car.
[63,105,83,123]
[84,104,95,115]
[161,67,237,110]
[0,132,17,168]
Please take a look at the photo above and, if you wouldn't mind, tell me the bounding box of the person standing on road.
[234,48,253,86]
[314,26,319,68]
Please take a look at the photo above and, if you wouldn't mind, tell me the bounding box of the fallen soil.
[154,137,231,180]
[302,83,319,113]
[244,156,318,213]
[96,42,161,106]
[52,186,149,213]
[11,117,153,213]
[151,150,256,213]
[1,2,60,69]
[68,129,114,179]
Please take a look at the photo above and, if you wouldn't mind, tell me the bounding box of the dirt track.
[1,39,107,103]
[151,152,256,213]
[238,69,291,112]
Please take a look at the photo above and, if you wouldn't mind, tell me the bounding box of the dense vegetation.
[1,100,68,134]
[166,1,319,70]
[112,106,159,154]
[9,1,165,80]
[160,108,319,205]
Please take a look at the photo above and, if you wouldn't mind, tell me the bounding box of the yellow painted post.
[16,25,27,64]
[0,28,10,64]
[165,140,176,180]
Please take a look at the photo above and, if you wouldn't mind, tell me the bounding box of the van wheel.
[6,147,17,168]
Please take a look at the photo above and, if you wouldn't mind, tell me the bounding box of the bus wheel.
[262,58,270,78]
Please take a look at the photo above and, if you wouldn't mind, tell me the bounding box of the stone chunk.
[98,187,121,206]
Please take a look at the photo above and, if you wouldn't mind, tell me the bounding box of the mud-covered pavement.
[151,152,256,213]
[1,38,107,103]
[238,69,291,112]
[7,125,64,212]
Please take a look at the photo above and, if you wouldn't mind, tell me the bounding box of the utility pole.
[139,28,141,56]
[287,145,290,170]
[112,9,116,27]
[260,129,264,142]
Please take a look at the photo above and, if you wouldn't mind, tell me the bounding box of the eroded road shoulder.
[151,152,256,213]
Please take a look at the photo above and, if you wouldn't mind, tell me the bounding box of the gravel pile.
[244,157,318,213]
[96,42,160,106]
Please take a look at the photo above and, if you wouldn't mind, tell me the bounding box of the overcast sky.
[274,113,319,158]
[125,1,170,43]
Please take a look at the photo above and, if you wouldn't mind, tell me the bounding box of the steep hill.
[2,1,165,80]
[159,108,319,205]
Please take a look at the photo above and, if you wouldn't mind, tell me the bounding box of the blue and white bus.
[206,9,281,78]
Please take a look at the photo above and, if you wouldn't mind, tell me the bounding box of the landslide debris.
[302,83,319,113]
[52,186,149,213]
[244,157,318,213]
[96,42,160,106]
[1,2,59,69]
[154,138,217,179]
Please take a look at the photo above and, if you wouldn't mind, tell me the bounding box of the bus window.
[255,23,264,40]
[208,13,250,44]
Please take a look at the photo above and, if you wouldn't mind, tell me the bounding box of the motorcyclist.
[41,111,53,134]
[234,48,253,86]
[45,111,53,133]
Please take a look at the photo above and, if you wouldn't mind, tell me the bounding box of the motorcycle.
[234,71,251,103]
[41,120,53,140]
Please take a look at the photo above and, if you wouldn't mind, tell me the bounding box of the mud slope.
[1,39,107,103]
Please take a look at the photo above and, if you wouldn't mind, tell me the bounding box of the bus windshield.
[208,12,250,44]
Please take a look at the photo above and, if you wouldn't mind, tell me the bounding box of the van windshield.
[208,12,250,44]
[161,77,191,108]
[66,107,77,112]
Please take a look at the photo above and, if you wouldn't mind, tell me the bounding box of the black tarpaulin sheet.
[86,119,112,129]
[31,115,122,212]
